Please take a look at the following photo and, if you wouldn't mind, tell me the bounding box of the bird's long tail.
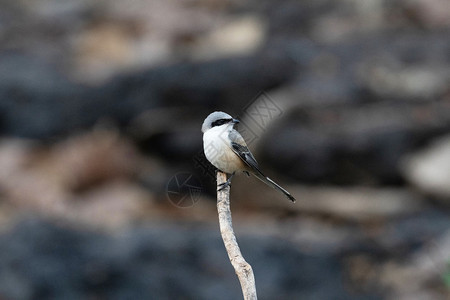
[252,171,296,203]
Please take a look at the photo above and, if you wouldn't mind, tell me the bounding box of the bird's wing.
[228,129,263,174]
[228,129,296,202]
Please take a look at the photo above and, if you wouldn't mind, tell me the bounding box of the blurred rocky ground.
[0,0,450,299]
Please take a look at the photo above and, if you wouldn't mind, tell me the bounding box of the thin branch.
[217,171,257,300]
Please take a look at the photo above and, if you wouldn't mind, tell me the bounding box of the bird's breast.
[203,127,246,174]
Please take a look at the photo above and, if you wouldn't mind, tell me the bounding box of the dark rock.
[0,54,88,139]
[261,99,450,184]
[0,218,380,300]
[0,49,297,140]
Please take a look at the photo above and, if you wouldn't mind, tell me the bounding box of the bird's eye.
[212,118,232,127]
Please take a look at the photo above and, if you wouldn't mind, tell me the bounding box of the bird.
[201,111,296,202]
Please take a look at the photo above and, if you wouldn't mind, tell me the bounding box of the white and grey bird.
[201,111,296,202]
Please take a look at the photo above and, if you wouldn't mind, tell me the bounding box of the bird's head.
[201,111,239,133]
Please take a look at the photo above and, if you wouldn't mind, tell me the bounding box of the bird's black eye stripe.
[211,118,232,127]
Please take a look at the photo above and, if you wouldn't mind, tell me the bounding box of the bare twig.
[217,171,257,300]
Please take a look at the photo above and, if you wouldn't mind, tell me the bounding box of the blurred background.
[0,0,450,299]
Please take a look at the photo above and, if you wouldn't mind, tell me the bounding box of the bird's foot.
[217,172,235,191]
[217,181,231,191]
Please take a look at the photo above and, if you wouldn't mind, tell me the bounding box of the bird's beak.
[232,119,240,124]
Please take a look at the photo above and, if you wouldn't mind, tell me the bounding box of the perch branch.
[216,171,257,300]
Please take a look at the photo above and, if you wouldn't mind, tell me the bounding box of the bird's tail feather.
[252,171,296,203]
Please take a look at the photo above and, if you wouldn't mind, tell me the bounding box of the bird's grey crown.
[201,111,233,133]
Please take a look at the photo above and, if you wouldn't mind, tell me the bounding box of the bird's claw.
[217,182,231,191]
